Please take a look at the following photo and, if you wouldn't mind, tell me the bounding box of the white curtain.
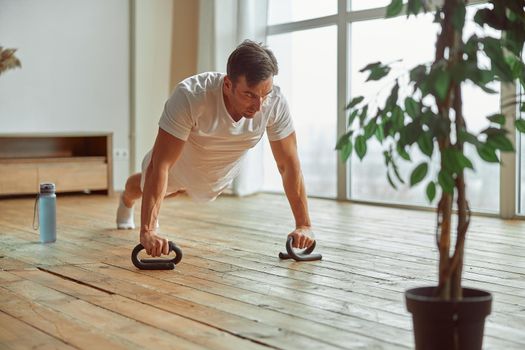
[197,0,269,196]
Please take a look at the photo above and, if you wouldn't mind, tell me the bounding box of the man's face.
[225,75,273,118]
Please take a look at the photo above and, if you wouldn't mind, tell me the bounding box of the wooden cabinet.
[0,133,113,196]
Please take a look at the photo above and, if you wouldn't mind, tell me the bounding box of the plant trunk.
[434,0,468,300]
[434,0,453,300]
[452,84,469,301]
[437,193,453,298]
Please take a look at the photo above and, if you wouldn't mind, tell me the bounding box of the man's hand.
[140,231,170,257]
[288,227,315,249]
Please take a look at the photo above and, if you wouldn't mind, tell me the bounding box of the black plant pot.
[405,287,492,350]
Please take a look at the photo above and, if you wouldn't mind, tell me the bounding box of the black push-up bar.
[131,241,183,270]
[278,236,322,262]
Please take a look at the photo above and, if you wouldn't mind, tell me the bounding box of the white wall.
[0,0,130,191]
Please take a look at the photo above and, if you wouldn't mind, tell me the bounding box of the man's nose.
[253,97,262,111]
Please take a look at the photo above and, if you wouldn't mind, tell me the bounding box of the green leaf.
[434,70,450,101]
[392,161,405,184]
[442,148,459,173]
[443,148,474,173]
[466,71,487,90]
[476,144,500,163]
[458,130,480,146]
[456,153,474,171]
[417,132,434,157]
[383,150,392,166]
[481,127,507,137]
[404,121,422,145]
[385,82,399,111]
[474,9,490,28]
[383,120,394,137]
[515,119,525,133]
[487,134,514,152]
[375,123,385,142]
[386,0,403,18]
[426,181,436,202]
[410,163,428,187]
[409,64,427,83]
[386,170,398,190]
[359,105,369,126]
[392,106,405,129]
[507,10,518,22]
[355,136,367,160]
[345,96,364,110]
[487,113,506,125]
[365,64,391,82]
[404,97,419,119]
[335,137,347,151]
[433,9,442,24]
[335,130,353,150]
[348,109,359,126]
[359,61,382,73]
[477,84,498,94]
[397,144,411,161]
[407,0,422,17]
[505,52,524,77]
[340,141,353,162]
[482,37,515,82]
[438,170,454,194]
[463,35,479,58]
[364,121,378,140]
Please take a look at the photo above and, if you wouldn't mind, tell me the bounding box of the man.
[116,40,315,257]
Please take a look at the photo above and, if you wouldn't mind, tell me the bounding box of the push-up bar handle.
[131,241,183,270]
[279,236,322,262]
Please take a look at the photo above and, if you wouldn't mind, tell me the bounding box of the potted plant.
[0,47,21,76]
[336,1,525,349]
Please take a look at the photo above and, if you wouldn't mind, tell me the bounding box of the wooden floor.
[0,193,524,349]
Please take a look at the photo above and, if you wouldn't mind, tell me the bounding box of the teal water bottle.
[33,183,56,243]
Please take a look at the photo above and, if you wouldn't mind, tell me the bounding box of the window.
[266,0,520,217]
[264,26,338,197]
[348,13,438,206]
[350,1,402,11]
[267,0,337,25]
[348,4,500,212]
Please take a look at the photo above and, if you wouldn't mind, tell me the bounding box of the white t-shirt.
[145,72,294,202]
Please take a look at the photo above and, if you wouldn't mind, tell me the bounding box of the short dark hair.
[226,40,278,86]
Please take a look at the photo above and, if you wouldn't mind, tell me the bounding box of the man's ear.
[224,75,233,91]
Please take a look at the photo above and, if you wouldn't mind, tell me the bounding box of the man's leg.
[116,172,185,229]
[116,173,142,229]
[122,173,142,207]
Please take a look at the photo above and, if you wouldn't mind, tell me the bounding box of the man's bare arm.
[140,128,186,256]
[269,132,314,249]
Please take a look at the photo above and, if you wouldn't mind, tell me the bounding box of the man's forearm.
[140,165,168,235]
[281,166,311,228]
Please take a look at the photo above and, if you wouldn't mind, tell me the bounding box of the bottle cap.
[39,183,56,194]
